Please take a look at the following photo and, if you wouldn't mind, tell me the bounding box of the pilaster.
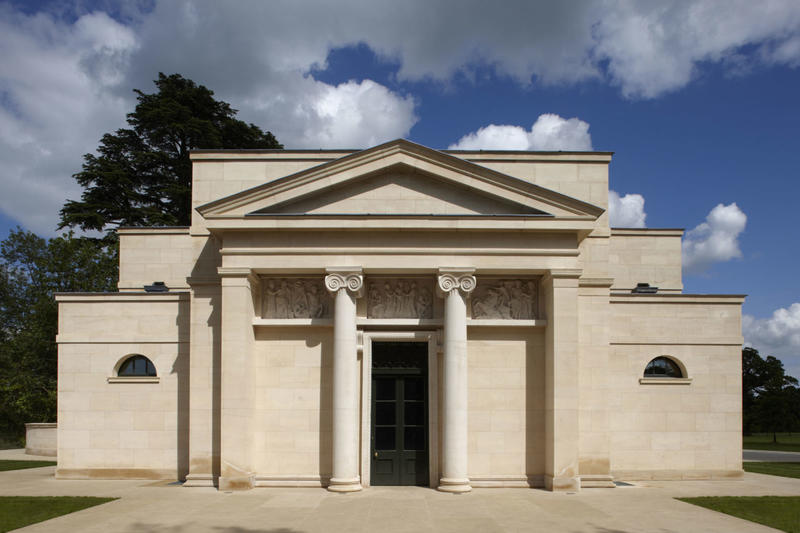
[217,267,258,491]
[184,277,221,487]
[577,277,615,488]
[542,268,582,491]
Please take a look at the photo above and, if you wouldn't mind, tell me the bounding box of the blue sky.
[1,1,799,375]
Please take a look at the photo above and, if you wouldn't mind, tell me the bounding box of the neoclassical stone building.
[55,140,744,491]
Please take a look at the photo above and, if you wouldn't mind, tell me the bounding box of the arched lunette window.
[117,355,157,377]
[643,356,683,378]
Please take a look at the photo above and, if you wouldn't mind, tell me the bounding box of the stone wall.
[25,423,57,456]
[608,294,744,479]
[609,229,684,292]
[253,327,333,484]
[55,293,189,479]
[118,228,193,291]
[466,328,545,487]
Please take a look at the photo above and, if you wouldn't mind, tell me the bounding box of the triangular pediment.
[250,167,548,216]
[197,139,604,221]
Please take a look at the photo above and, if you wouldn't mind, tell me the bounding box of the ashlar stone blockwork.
[55,139,744,492]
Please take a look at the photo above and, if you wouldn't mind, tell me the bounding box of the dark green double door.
[371,342,428,486]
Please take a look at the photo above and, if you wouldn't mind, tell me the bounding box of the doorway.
[370,341,429,486]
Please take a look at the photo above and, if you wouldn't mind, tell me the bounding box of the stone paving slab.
[1,466,798,532]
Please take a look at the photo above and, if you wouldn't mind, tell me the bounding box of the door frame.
[360,330,439,488]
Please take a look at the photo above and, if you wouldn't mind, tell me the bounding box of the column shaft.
[326,269,363,492]
[437,269,475,493]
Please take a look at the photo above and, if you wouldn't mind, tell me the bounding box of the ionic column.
[436,268,476,493]
[325,267,364,492]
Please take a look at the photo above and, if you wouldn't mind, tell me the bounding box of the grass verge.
[0,460,56,472]
[744,433,800,452]
[744,461,800,479]
[678,496,800,533]
[0,496,117,532]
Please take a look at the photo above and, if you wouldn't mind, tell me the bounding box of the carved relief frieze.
[367,278,434,319]
[262,278,331,318]
[470,279,538,320]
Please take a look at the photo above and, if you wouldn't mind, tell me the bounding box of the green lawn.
[744,433,800,452]
[0,496,117,532]
[0,460,56,472]
[744,461,800,479]
[678,496,800,533]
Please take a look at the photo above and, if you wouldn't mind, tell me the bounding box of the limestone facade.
[55,139,744,490]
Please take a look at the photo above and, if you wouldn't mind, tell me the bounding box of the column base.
[544,475,580,492]
[183,473,216,488]
[437,478,472,493]
[218,474,255,491]
[327,477,362,492]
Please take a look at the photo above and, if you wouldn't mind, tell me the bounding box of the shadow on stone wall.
[525,329,546,484]
[174,296,191,480]
[318,335,333,482]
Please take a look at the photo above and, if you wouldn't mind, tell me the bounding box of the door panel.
[370,342,428,486]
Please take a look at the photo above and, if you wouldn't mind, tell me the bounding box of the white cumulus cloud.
[593,1,800,98]
[448,114,592,151]
[682,202,747,274]
[248,79,416,149]
[0,2,418,235]
[608,191,647,228]
[3,0,800,233]
[0,7,136,235]
[744,303,800,378]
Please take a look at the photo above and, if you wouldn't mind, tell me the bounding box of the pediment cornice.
[196,139,605,223]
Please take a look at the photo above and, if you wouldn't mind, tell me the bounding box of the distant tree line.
[742,347,800,439]
[0,231,117,445]
[0,73,281,445]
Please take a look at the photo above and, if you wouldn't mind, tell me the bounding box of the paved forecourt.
[2,465,799,533]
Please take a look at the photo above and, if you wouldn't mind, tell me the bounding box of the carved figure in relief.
[402,281,416,316]
[291,280,309,317]
[415,286,432,318]
[382,282,395,316]
[472,287,502,319]
[394,283,404,315]
[509,281,526,319]
[262,278,331,318]
[367,279,433,318]
[471,279,538,319]
[306,285,324,318]
[368,283,382,316]
[524,280,537,318]
[275,280,291,318]
[264,279,279,317]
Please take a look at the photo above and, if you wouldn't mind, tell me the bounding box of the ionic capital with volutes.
[436,268,476,298]
[324,267,364,297]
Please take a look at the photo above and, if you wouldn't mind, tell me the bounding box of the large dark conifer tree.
[59,73,282,232]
